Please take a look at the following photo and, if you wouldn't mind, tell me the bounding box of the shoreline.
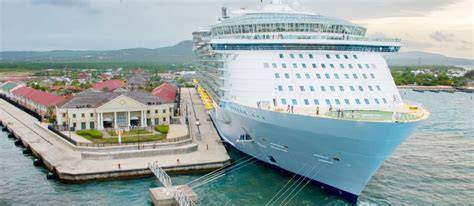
[397,85,473,93]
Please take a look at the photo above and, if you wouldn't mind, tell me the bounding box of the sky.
[0,0,473,59]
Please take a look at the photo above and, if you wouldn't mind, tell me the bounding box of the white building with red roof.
[11,86,68,117]
[91,80,124,92]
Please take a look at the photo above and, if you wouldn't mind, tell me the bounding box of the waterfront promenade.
[0,88,230,182]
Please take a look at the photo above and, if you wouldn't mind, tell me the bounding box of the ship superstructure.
[193,1,428,202]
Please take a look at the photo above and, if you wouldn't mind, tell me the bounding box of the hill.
[1,41,473,67]
[0,40,196,64]
[385,51,473,66]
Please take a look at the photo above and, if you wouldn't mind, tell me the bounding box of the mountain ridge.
[1,40,472,66]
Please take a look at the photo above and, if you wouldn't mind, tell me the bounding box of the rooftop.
[61,89,168,108]
[91,80,124,92]
[12,86,67,107]
[152,83,178,103]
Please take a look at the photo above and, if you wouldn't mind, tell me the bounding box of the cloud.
[430,31,455,42]
[30,0,89,8]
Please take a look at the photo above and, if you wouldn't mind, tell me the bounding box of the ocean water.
[0,90,473,205]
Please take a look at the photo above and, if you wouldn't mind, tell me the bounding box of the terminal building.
[56,88,174,131]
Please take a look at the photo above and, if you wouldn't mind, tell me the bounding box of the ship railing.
[213,33,401,43]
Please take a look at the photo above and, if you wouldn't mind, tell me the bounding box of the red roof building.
[12,86,67,107]
[152,83,177,103]
[92,80,124,92]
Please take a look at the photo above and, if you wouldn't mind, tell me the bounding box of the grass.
[107,129,151,136]
[85,134,166,144]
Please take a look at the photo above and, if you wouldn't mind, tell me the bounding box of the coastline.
[397,85,473,93]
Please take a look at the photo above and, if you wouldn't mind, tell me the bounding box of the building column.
[100,113,104,129]
[140,111,145,128]
[127,111,131,128]
[144,110,148,127]
[114,112,118,129]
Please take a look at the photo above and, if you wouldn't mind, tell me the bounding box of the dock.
[0,87,230,183]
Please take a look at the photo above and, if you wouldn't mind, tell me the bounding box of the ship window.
[274,73,280,79]
[335,99,341,105]
[288,86,294,91]
[312,63,317,69]
[305,73,311,79]
[357,64,363,69]
[334,74,340,79]
[358,86,364,91]
[374,98,380,104]
[362,74,368,79]
[370,74,375,79]
[325,74,330,79]
[344,54,349,59]
[326,54,331,59]
[376,85,381,91]
[344,99,350,104]
[299,86,305,91]
[290,54,295,59]
[320,86,326,92]
[348,64,353,69]
[353,54,358,59]
[309,86,315,91]
[292,99,298,105]
[330,64,335,69]
[314,99,320,105]
[339,86,345,91]
[368,86,373,91]
[277,85,283,91]
[296,73,302,79]
[335,54,340,59]
[279,54,284,59]
[282,63,287,68]
[340,64,345,69]
[309,54,314,59]
[365,64,370,69]
[272,63,278,68]
[330,86,336,92]
[264,63,270,68]
[353,74,358,79]
[344,74,349,79]
[284,73,290,79]
[325,99,331,106]
[304,99,310,105]
[349,86,355,91]
[355,98,361,104]
[298,54,304,59]
[316,74,321,79]
[321,64,326,69]
[382,98,387,104]
[302,63,307,68]
[281,98,287,105]
[292,63,298,68]
[364,98,370,104]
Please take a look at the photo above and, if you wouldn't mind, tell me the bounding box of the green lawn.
[81,134,166,144]
[107,129,151,136]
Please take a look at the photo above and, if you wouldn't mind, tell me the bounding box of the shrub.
[154,124,169,134]
[77,130,103,139]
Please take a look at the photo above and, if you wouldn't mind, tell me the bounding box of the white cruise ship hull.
[210,102,418,202]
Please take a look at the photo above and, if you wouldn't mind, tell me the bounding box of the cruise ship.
[192,1,429,202]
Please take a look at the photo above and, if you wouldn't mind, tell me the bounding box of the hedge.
[154,124,169,134]
[76,130,103,139]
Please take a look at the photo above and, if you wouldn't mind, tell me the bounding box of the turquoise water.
[0,90,473,205]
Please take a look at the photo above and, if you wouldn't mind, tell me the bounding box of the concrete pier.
[0,87,230,183]
[149,185,198,206]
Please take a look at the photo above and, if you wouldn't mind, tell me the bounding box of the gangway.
[148,161,198,206]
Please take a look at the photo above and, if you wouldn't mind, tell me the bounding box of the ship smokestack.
[221,7,229,19]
